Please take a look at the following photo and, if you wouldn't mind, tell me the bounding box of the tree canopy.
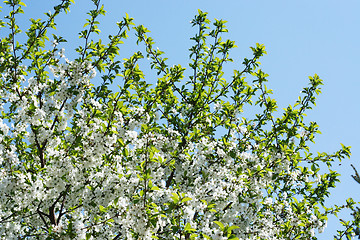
[0,0,356,239]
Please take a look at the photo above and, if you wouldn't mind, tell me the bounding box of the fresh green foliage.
[0,1,356,239]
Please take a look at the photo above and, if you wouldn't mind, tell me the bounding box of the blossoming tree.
[0,0,352,239]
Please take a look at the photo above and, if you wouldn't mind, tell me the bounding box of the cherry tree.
[0,0,352,239]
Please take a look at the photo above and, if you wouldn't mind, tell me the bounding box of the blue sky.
[3,0,360,238]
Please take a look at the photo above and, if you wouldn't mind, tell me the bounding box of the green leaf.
[99,205,106,213]
[214,221,224,230]
[151,186,160,191]
[228,225,239,232]
[171,193,179,204]
[184,223,196,233]
[181,197,192,203]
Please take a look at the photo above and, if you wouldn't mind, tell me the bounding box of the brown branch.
[166,169,175,188]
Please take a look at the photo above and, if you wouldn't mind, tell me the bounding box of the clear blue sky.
[4,0,360,238]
